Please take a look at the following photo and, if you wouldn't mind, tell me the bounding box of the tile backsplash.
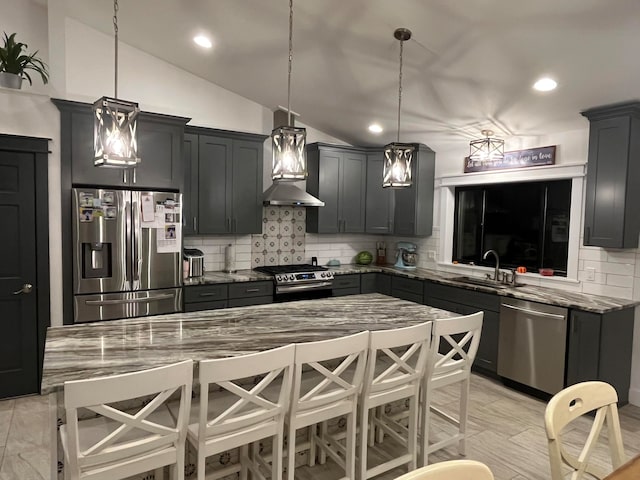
[251,206,306,267]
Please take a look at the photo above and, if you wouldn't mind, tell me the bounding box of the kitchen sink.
[450,276,521,289]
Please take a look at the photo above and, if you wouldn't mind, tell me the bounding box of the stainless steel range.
[254,264,334,299]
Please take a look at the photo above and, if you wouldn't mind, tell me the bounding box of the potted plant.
[0,32,49,89]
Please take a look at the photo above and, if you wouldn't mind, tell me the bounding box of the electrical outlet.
[586,267,596,281]
[427,250,436,260]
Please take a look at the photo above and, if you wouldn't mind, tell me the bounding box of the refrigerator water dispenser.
[82,242,112,279]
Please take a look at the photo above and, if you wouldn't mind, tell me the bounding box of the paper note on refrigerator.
[156,203,181,253]
[141,193,155,222]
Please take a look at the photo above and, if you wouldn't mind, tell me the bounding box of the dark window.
[453,180,571,276]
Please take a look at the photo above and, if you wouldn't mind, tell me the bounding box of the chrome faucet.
[482,249,500,281]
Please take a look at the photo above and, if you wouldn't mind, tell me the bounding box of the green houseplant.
[0,32,49,89]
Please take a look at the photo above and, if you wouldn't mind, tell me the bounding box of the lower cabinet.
[566,308,634,404]
[391,276,423,304]
[184,281,273,312]
[332,274,361,296]
[361,272,392,295]
[423,281,501,374]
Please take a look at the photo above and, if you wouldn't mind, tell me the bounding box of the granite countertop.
[182,264,639,314]
[41,293,456,394]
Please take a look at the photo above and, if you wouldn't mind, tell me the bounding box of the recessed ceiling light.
[193,35,212,49]
[533,77,557,92]
[368,123,383,134]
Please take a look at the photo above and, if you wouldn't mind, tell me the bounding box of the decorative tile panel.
[252,207,306,266]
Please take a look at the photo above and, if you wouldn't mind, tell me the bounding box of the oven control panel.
[275,271,334,284]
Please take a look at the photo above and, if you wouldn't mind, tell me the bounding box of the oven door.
[274,281,333,302]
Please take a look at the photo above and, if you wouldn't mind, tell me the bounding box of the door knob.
[12,283,33,295]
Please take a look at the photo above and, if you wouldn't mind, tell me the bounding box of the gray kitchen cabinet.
[332,274,361,296]
[306,143,367,233]
[393,144,435,236]
[365,151,394,234]
[423,281,500,374]
[53,98,188,190]
[566,308,634,404]
[184,280,273,312]
[581,101,640,248]
[361,272,392,295]
[184,127,267,235]
[391,276,424,304]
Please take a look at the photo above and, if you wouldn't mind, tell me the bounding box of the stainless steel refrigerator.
[72,188,183,323]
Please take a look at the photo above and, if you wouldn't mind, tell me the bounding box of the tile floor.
[1,374,639,480]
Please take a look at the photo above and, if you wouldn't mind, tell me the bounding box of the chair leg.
[196,449,206,480]
[176,447,185,480]
[345,408,357,480]
[375,406,384,444]
[240,444,249,480]
[420,385,432,467]
[408,395,418,472]
[273,426,284,480]
[459,377,470,456]
[315,423,323,465]
[359,404,370,480]
[287,423,297,480]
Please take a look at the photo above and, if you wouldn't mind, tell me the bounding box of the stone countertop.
[182,265,639,314]
[41,293,456,394]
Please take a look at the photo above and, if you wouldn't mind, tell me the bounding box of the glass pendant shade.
[272,125,307,181]
[382,142,414,188]
[93,97,140,167]
[469,132,505,163]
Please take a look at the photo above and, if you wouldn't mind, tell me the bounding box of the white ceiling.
[64,0,640,153]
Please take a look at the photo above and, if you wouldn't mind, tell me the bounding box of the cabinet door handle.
[245,288,260,293]
[193,217,197,232]
[132,168,137,184]
[226,218,231,232]
[123,170,128,183]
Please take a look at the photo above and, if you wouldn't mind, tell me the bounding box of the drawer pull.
[199,292,220,297]
[245,288,260,293]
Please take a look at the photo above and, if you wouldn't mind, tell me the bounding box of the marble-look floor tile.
[4,407,49,455]
[0,410,12,448]
[0,448,50,480]
[12,395,47,415]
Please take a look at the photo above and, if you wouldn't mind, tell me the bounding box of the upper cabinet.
[53,99,188,190]
[393,143,435,236]
[306,142,435,236]
[183,127,267,235]
[365,150,394,234]
[582,101,640,248]
[306,143,367,233]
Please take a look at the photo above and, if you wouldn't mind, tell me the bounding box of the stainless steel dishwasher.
[498,298,568,395]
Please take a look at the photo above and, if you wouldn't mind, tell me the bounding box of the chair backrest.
[198,344,295,439]
[544,381,625,480]
[363,322,432,399]
[64,360,193,472]
[291,331,369,417]
[392,459,494,480]
[426,312,483,380]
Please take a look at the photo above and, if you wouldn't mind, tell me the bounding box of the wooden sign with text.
[464,145,556,173]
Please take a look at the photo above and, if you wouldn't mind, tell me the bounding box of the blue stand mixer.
[394,242,418,269]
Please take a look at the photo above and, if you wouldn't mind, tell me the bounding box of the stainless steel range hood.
[263,181,324,207]
[263,108,324,207]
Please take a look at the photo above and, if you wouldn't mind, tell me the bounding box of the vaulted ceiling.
[64,0,640,154]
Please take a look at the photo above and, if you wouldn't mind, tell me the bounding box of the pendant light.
[271,0,307,181]
[93,0,140,168]
[469,129,504,163]
[383,28,414,188]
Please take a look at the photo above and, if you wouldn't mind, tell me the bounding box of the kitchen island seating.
[59,360,193,480]
[392,459,494,480]
[358,322,432,480]
[287,331,370,480]
[420,312,483,465]
[545,381,625,480]
[172,344,295,480]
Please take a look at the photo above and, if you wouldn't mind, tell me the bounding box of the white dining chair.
[358,322,432,480]
[421,311,483,465]
[60,360,193,480]
[545,381,625,480]
[172,344,295,480]
[286,331,369,480]
[392,459,494,480]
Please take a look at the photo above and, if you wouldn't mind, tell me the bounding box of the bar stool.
[392,459,494,480]
[59,360,193,480]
